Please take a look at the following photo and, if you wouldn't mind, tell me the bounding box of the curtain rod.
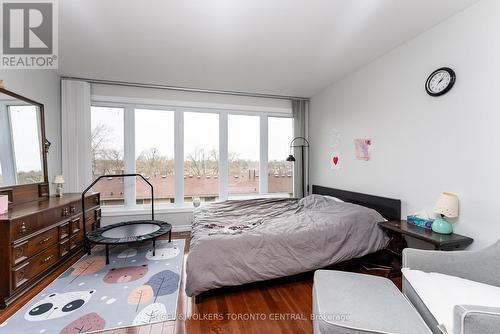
[61,76,309,101]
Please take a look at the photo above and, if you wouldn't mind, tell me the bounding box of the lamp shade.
[53,175,65,184]
[433,192,459,218]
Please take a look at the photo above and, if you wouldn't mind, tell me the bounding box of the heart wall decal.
[330,153,341,170]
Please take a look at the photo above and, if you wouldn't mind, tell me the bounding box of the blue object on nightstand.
[432,217,453,234]
[407,215,434,229]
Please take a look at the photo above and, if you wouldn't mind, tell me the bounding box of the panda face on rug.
[24,290,95,321]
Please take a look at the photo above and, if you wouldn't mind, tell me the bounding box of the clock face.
[425,67,456,96]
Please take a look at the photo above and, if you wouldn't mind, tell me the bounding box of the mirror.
[0,88,47,188]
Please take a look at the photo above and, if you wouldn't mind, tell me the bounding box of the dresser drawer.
[94,208,102,229]
[70,216,82,235]
[10,200,85,241]
[95,207,102,220]
[27,244,59,280]
[59,222,70,240]
[69,231,84,250]
[28,228,58,255]
[59,239,70,258]
[11,244,58,291]
[10,216,37,240]
[12,262,30,290]
[85,214,96,232]
[11,228,58,266]
[85,194,100,210]
[11,241,29,267]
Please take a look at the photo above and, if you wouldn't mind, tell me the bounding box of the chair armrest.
[402,247,500,286]
[454,305,500,334]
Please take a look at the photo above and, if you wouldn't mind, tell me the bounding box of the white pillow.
[402,268,500,334]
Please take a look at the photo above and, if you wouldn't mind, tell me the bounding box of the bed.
[185,185,401,297]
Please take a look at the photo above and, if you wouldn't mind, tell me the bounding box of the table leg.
[169,230,172,243]
[384,231,408,277]
[87,240,91,256]
[153,239,156,256]
[105,244,109,265]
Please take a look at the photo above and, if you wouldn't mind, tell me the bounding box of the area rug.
[1,239,184,334]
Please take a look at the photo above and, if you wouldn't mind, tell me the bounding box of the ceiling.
[59,0,480,97]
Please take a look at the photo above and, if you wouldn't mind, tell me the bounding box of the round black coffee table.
[86,220,172,264]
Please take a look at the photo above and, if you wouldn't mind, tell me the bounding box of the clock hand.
[438,77,444,84]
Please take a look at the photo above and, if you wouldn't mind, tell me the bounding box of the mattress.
[185,194,388,296]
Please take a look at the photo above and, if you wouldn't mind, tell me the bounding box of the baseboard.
[172,224,191,232]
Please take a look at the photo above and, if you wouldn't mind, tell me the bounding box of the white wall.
[309,0,499,249]
[0,70,61,190]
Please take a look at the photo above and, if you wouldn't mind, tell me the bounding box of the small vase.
[193,197,201,207]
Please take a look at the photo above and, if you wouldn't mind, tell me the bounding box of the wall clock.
[425,67,456,96]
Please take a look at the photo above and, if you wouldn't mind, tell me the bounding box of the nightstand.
[379,220,473,251]
[377,220,474,275]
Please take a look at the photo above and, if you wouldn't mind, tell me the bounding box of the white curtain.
[61,79,92,192]
[292,99,309,198]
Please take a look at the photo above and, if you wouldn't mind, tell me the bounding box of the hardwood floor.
[0,232,401,334]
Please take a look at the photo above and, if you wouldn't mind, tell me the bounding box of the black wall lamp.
[286,137,310,197]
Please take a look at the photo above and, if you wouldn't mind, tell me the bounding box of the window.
[184,112,219,203]
[90,106,125,206]
[90,101,293,210]
[228,114,260,197]
[268,117,294,196]
[135,108,175,205]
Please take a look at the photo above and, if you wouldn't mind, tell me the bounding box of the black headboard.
[312,185,401,221]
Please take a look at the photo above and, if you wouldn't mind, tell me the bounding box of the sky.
[91,106,293,162]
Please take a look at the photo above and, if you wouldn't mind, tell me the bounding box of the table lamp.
[53,175,65,197]
[432,192,459,234]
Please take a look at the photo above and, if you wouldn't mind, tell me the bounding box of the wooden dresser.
[0,193,101,307]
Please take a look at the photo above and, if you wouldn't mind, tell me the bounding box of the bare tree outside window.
[90,107,125,206]
[135,109,175,205]
[184,112,219,202]
[268,117,293,196]
[228,114,260,197]
[90,105,293,206]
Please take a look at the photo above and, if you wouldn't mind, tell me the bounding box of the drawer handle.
[41,255,55,264]
[39,236,53,245]
[62,208,69,217]
[19,222,27,234]
[70,206,76,213]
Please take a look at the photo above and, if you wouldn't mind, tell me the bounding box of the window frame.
[90,98,293,213]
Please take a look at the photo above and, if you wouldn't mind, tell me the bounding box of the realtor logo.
[1,0,58,69]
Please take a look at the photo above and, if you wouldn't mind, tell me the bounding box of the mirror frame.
[0,88,48,203]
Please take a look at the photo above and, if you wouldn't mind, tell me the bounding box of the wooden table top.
[379,220,473,249]
[0,193,99,221]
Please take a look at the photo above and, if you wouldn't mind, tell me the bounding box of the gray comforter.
[185,195,388,296]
